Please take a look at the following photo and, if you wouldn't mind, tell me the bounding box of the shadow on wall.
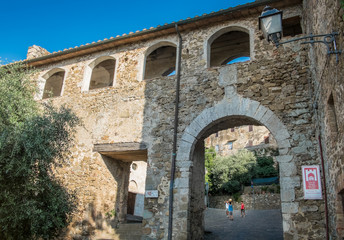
[67,155,131,239]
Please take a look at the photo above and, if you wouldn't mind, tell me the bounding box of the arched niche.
[89,57,116,90]
[143,42,177,80]
[41,68,65,99]
[207,26,251,67]
[82,56,116,91]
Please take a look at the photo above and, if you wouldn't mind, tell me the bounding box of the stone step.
[115,223,142,239]
[94,223,142,240]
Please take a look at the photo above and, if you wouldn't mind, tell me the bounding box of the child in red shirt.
[241,201,245,217]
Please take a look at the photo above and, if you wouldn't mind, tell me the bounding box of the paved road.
[204,208,283,240]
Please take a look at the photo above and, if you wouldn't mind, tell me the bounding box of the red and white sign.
[302,165,322,199]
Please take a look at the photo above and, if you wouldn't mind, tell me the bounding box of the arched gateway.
[174,95,298,239]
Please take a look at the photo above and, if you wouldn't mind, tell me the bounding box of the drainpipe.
[168,24,182,240]
[318,135,329,240]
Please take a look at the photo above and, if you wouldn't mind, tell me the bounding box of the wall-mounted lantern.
[258,6,283,45]
[259,6,341,63]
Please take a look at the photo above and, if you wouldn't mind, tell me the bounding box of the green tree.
[210,149,256,194]
[0,63,80,240]
[254,156,278,178]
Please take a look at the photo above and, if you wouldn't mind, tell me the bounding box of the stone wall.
[304,0,344,239]
[210,193,281,210]
[26,1,330,239]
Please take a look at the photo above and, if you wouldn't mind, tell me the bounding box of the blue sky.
[0,0,255,63]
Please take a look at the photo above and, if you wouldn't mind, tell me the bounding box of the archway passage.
[203,124,282,239]
[174,97,294,239]
[190,116,283,239]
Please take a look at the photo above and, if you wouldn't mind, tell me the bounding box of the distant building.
[205,125,277,156]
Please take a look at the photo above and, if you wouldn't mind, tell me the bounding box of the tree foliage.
[0,63,80,240]
[207,149,279,195]
[210,149,256,194]
[254,156,278,178]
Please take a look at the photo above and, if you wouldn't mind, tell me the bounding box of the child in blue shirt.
[228,199,234,221]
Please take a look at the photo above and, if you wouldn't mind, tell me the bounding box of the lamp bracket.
[274,32,341,63]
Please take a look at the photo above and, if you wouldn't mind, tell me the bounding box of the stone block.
[279,162,297,177]
[175,161,192,169]
[174,177,189,188]
[198,108,216,127]
[260,109,274,126]
[276,155,293,163]
[239,97,251,115]
[227,95,243,114]
[280,176,301,188]
[281,188,295,202]
[213,102,229,119]
[219,64,237,87]
[244,99,260,118]
[281,202,299,214]
[176,140,192,161]
[278,139,291,149]
[193,114,208,130]
[300,205,318,212]
[181,132,196,144]
[292,145,308,154]
[184,123,202,139]
[282,213,291,232]
[253,104,268,122]
[224,85,238,98]
[273,128,290,142]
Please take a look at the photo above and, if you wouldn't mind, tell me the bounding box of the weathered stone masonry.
[304,0,344,239]
[23,0,344,239]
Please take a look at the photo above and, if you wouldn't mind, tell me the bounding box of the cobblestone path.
[204,208,283,240]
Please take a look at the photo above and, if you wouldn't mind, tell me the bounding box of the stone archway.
[173,95,299,239]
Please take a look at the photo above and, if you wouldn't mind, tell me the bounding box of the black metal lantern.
[258,6,341,63]
[259,6,283,45]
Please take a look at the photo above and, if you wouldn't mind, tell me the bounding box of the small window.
[89,59,116,90]
[215,132,219,138]
[42,70,65,99]
[249,125,253,132]
[215,145,219,152]
[231,128,235,132]
[227,142,233,150]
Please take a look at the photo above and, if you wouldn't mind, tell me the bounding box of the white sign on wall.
[302,165,322,199]
[145,190,158,198]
